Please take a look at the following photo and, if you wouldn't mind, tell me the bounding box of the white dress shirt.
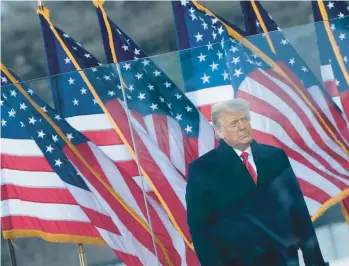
[234,146,258,175]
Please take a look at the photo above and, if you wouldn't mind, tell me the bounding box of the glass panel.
[1,15,349,266]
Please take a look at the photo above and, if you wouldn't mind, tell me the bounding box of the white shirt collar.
[234,146,252,157]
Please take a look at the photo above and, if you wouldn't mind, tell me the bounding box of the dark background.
[0,1,345,265]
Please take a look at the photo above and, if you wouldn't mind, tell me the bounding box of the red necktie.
[240,152,258,184]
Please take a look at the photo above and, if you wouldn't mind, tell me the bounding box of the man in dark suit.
[186,99,326,266]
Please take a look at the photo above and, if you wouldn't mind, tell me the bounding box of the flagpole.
[7,240,18,266]
[77,243,88,266]
[114,62,161,266]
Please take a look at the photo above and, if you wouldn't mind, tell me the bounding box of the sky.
[0,1,347,265]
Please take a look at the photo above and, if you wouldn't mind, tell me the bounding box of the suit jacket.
[186,140,325,266]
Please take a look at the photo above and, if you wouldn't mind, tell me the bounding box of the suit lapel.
[216,140,257,191]
[250,140,274,186]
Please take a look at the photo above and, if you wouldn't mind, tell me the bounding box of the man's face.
[215,111,253,150]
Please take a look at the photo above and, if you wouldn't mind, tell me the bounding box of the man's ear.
[214,127,224,139]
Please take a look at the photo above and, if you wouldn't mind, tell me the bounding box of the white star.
[175,93,182,100]
[1,77,8,83]
[52,135,59,142]
[64,57,71,64]
[103,75,111,80]
[41,106,48,113]
[68,77,75,85]
[327,2,334,9]
[153,70,161,76]
[331,24,336,31]
[55,159,63,167]
[135,73,143,80]
[55,114,62,121]
[91,67,97,72]
[46,145,54,153]
[210,62,219,71]
[148,84,154,91]
[231,56,240,65]
[72,99,79,106]
[164,81,172,88]
[134,48,141,55]
[27,89,34,95]
[67,133,74,141]
[84,53,91,58]
[217,51,223,60]
[233,68,243,77]
[207,42,213,50]
[289,58,296,65]
[335,79,340,86]
[255,61,263,67]
[122,45,129,51]
[142,59,150,66]
[150,103,158,111]
[29,116,37,125]
[194,32,203,42]
[230,46,239,53]
[20,102,27,110]
[217,26,224,35]
[8,109,16,117]
[222,71,230,80]
[175,114,183,121]
[93,98,98,105]
[211,17,218,24]
[63,33,69,38]
[338,12,344,19]
[10,90,17,97]
[72,46,78,50]
[301,66,308,72]
[117,84,123,90]
[200,73,210,84]
[38,130,46,138]
[212,31,217,40]
[185,125,192,133]
[344,56,348,63]
[0,99,3,106]
[190,13,197,21]
[167,103,172,109]
[181,0,188,6]
[80,88,87,95]
[20,122,25,127]
[1,119,6,126]
[127,94,132,100]
[280,39,288,45]
[202,21,208,30]
[339,33,346,40]
[198,53,207,62]
[128,84,135,92]
[123,63,131,70]
[138,93,146,100]
[159,96,165,102]
[185,106,193,112]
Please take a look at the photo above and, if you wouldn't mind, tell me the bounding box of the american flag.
[172,1,349,219]
[38,6,199,265]
[312,0,349,130]
[0,64,170,265]
[241,0,349,219]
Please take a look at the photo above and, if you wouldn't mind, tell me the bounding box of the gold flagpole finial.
[38,0,43,9]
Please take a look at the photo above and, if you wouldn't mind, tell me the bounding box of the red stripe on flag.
[1,216,101,238]
[323,80,339,97]
[183,136,199,179]
[81,207,120,235]
[198,105,212,121]
[1,185,76,204]
[82,129,124,146]
[153,114,171,160]
[1,155,53,172]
